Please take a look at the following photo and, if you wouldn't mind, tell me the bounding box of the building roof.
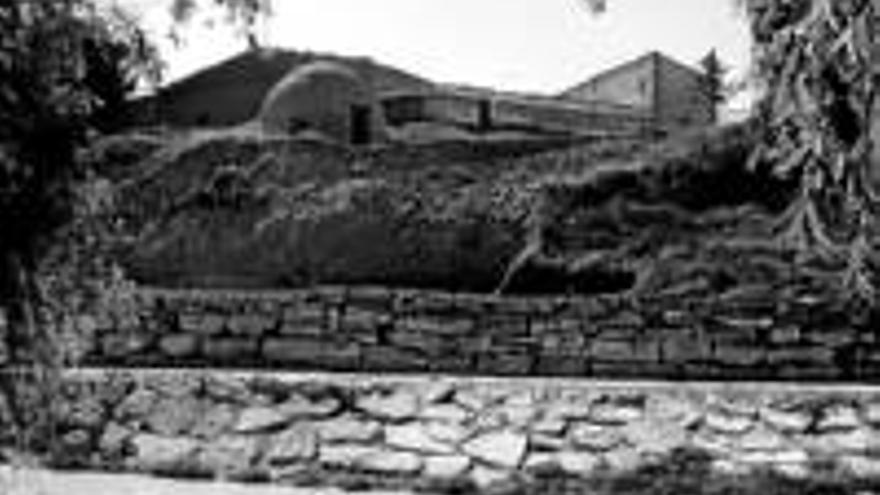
[150,47,434,99]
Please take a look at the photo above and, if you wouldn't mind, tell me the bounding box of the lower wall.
[39,370,880,491]
[81,285,880,380]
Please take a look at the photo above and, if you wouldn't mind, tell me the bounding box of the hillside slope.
[88,120,855,304]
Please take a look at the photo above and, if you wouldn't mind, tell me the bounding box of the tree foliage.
[743,0,877,298]
[0,0,158,454]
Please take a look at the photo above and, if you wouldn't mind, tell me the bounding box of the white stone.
[233,406,289,433]
[263,426,318,465]
[544,401,592,421]
[425,421,471,445]
[760,407,812,434]
[839,455,880,479]
[195,434,262,475]
[317,444,373,468]
[462,430,528,468]
[129,434,199,473]
[469,465,512,489]
[359,450,423,474]
[523,453,559,471]
[711,459,751,476]
[862,402,880,425]
[812,427,880,454]
[314,416,381,443]
[736,426,788,451]
[624,419,687,456]
[590,404,643,425]
[816,405,861,432]
[421,381,456,404]
[455,389,491,412]
[530,417,568,437]
[502,404,536,428]
[423,455,471,479]
[358,390,420,421]
[690,431,735,456]
[703,411,754,435]
[602,448,644,473]
[569,423,627,452]
[385,423,456,455]
[556,451,603,475]
[650,395,704,428]
[735,449,809,466]
[772,462,811,480]
[420,404,469,423]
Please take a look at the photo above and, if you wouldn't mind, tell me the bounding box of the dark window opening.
[287,118,308,135]
[196,113,211,126]
[350,104,371,145]
[477,98,492,132]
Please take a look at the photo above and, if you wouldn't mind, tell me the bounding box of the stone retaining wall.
[46,370,880,492]
[81,285,879,380]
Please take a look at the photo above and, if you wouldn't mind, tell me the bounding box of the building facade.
[562,51,715,136]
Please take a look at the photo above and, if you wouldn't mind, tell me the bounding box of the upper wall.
[78,283,878,381]
[656,56,714,133]
[562,54,656,110]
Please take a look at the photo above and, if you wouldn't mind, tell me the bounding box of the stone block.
[203,337,259,362]
[534,354,588,376]
[428,354,474,373]
[278,322,325,337]
[768,325,802,345]
[361,345,429,371]
[662,332,710,364]
[396,316,473,337]
[345,286,394,308]
[226,314,275,336]
[101,333,153,360]
[591,361,672,378]
[802,328,858,347]
[479,315,529,336]
[712,342,765,367]
[341,307,389,336]
[476,351,534,375]
[178,313,226,335]
[262,338,360,370]
[281,304,324,326]
[766,345,836,366]
[388,329,457,355]
[158,333,201,359]
[590,339,634,362]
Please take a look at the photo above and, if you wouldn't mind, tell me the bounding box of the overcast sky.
[122,0,754,110]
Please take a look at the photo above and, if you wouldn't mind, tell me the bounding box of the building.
[129,48,432,128]
[562,51,715,136]
[381,86,652,138]
[257,61,387,144]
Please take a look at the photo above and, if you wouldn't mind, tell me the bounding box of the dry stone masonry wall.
[83,285,879,380]
[48,371,880,492]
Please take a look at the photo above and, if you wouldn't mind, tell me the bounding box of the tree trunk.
[0,252,59,455]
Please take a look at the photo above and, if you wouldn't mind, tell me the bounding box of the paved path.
[0,466,411,495]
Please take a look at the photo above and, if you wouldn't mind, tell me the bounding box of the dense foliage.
[744,0,877,298]
[0,0,157,454]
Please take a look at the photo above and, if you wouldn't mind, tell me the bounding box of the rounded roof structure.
[256,61,386,143]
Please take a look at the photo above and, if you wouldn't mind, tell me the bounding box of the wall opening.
[350,104,372,145]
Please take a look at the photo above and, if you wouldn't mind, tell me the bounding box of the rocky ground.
[30,370,880,494]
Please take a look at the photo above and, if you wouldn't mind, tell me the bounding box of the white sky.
[120,0,754,111]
